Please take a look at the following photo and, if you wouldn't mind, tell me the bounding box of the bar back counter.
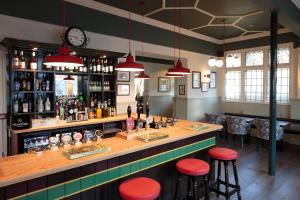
[0,116,222,200]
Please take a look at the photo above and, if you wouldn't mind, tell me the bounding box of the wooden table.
[0,120,222,200]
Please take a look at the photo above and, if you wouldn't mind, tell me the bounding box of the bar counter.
[1,118,222,200]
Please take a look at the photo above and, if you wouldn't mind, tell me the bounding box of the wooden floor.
[209,140,300,200]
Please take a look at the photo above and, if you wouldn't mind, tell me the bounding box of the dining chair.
[205,113,226,143]
[254,118,284,151]
[226,116,251,148]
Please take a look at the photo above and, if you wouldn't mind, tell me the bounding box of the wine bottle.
[44,53,52,70]
[89,58,93,72]
[23,97,29,113]
[146,102,150,118]
[96,58,101,72]
[14,97,19,113]
[83,57,88,72]
[21,74,27,91]
[29,52,37,70]
[14,73,20,91]
[18,51,26,69]
[12,50,19,69]
[26,73,31,91]
[93,58,97,73]
[46,74,50,91]
[41,74,46,91]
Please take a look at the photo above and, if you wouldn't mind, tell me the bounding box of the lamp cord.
[128,0,132,53]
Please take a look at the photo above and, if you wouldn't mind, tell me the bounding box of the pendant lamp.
[43,1,83,67]
[167,59,191,75]
[135,71,150,79]
[43,45,84,67]
[115,0,144,72]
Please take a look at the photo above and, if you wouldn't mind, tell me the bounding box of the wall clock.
[65,26,87,47]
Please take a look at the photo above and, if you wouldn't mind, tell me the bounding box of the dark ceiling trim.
[136,56,174,65]
[0,0,219,56]
[225,32,300,51]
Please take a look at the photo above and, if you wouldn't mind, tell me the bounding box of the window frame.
[223,43,293,104]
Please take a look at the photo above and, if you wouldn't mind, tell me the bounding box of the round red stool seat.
[119,177,161,200]
[209,147,238,161]
[176,158,210,176]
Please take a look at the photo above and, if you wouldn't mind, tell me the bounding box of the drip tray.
[136,132,169,143]
[64,144,111,160]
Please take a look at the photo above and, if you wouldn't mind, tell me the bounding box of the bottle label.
[30,63,37,70]
[23,103,28,113]
[19,62,26,69]
[13,58,19,68]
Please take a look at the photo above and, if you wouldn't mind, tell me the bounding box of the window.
[246,50,264,66]
[267,68,290,103]
[225,71,241,101]
[268,47,290,64]
[244,70,263,102]
[226,53,241,68]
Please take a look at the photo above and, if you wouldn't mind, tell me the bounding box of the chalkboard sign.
[12,115,32,130]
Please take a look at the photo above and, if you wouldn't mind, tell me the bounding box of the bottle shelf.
[14,91,35,93]
[90,73,114,76]
[35,111,54,114]
[12,112,35,115]
[12,69,35,73]
[55,71,89,76]
[36,91,55,93]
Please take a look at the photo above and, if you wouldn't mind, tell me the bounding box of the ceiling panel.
[94,0,162,15]
[165,0,196,7]
[211,17,239,25]
[197,0,260,16]
[150,9,212,29]
[194,26,244,39]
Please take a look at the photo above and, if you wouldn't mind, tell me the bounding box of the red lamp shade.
[115,53,144,72]
[167,59,191,75]
[165,73,183,77]
[135,71,150,79]
[43,46,84,67]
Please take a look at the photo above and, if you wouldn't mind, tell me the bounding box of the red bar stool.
[208,147,241,200]
[174,158,210,200]
[119,177,161,200]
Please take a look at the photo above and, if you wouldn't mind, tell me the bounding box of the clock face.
[65,27,87,47]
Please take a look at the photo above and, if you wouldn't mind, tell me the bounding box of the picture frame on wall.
[202,82,209,92]
[179,85,185,95]
[117,84,130,96]
[192,71,201,89]
[117,71,130,82]
[210,72,217,88]
[158,77,170,92]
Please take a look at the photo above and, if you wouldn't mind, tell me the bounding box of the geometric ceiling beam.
[214,15,243,19]
[144,8,164,17]
[233,16,243,25]
[194,0,200,7]
[232,24,248,32]
[189,24,209,31]
[194,7,215,18]
[164,7,195,10]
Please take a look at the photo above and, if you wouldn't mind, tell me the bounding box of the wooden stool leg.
[174,172,182,200]
[203,175,210,200]
[192,176,198,200]
[216,160,221,197]
[208,158,214,183]
[224,161,230,200]
[187,176,192,199]
[232,161,242,200]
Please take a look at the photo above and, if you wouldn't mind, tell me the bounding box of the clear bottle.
[46,74,50,91]
[29,52,37,70]
[45,97,51,111]
[14,98,19,113]
[14,73,21,91]
[38,96,44,112]
[18,51,26,69]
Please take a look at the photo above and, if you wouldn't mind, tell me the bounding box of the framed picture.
[202,82,209,92]
[179,85,185,95]
[117,84,130,96]
[117,71,130,82]
[192,71,201,89]
[210,72,217,88]
[158,77,170,92]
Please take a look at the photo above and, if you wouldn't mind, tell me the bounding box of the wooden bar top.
[0,119,222,187]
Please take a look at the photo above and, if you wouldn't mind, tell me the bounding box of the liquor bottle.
[96,58,101,72]
[104,59,109,73]
[29,52,37,70]
[38,96,44,112]
[83,57,88,72]
[46,74,50,91]
[109,60,114,73]
[96,103,102,119]
[79,58,83,72]
[14,97,19,113]
[14,73,21,91]
[90,95,94,108]
[89,58,93,72]
[93,58,97,73]
[28,97,32,113]
[18,51,26,69]
[12,50,19,69]
[21,74,27,91]
[45,97,51,111]
[41,74,46,91]
[23,97,29,113]
[19,98,23,113]
[26,73,31,91]
[100,59,104,73]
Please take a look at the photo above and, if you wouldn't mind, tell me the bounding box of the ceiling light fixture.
[167,0,191,75]
[43,0,83,67]
[115,0,144,72]
[135,71,150,79]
